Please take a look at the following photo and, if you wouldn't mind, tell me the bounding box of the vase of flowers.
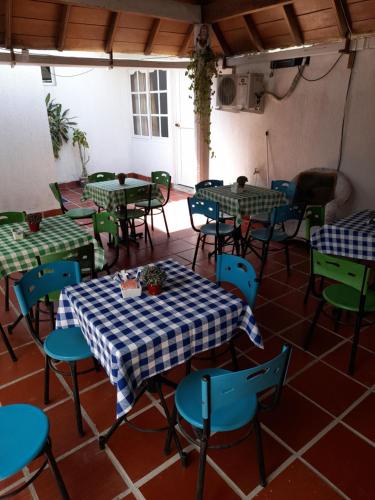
[26,213,42,233]
[118,173,127,185]
[141,265,166,295]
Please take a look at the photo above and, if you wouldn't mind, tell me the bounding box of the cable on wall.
[54,68,95,78]
[262,60,307,102]
[297,53,344,81]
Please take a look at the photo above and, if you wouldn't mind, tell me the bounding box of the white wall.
[0,65,57,213]
[210,49,375,214]
[45,66,132,182]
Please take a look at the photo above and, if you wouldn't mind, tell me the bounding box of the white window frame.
[130,69,169,140]
[41,66,56,86]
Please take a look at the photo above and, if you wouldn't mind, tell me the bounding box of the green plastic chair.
[117,185,153,251]
[304,205,325,240]
[0,211,26,312]
[87,171,115,183]
[49,182,96,221]
[93,212,120,273]
[304,250,375,374]
[135,171,172,237]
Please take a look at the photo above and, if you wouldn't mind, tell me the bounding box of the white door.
[174,71,197,188]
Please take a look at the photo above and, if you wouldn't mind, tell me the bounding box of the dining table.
[81,177,163,212]
[55,259,262,446]
[311,210,375,261]
[0,214,104,280]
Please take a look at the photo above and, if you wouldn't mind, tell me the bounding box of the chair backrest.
[14,260,81,316]
[202,345,291,421]
[125,185,151,207]
[88,172,116,183]
[305,206,325,239]
[195,179,224,191]
[37,244,96,279]
[311,250,370,295]
[152,171,171,203]
[187,197,219,233]
[0,212,26,225]
[93,212,119,243]
[271,180,296,203]
[49,182,65,212]
[216,254,258,308]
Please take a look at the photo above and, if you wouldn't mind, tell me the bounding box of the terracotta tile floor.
[1,183,374,499]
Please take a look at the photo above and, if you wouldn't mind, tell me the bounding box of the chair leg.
[151,209,154,231]
[5,276,9,311]
[258,242,269,282]
[44,439,70,500]
[304,299,325,350]
[185,359,192,375]
[196,435,209,500]
[348,312,363,375]
[44,355,51,404]
[0,323,17,362]
[284,242,291,275]
[93,357,100,372]
[161,206,170,237]
[69,361,84,436]
[334,308,343,333]
[192,234,201,271]
[145,219,154,249]
[253,416,267,487]
[229,338,238,371]
[303,276,314,305]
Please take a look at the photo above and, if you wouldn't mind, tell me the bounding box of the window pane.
[161,116,168,137]
[130,72,137,92]
[159,70,167,91]
[138,72,146,92]
[150,93,159,114]
[141,116,149,136]
[149,70,158,91]
[131,94,139,114]
[152,116,160,137]
[140,94,148,114]
[41,66,52,83]
[133,116,141,135]
[160,92,168,114]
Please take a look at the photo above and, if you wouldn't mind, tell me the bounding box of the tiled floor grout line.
[105,445,145,499]
[246,455,297,499]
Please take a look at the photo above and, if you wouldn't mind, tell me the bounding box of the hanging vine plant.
[186,45,219,157]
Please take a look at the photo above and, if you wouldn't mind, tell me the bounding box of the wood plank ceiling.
[0,0,375,57]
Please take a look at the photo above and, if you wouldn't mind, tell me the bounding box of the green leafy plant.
[186,46,219,157]
[141,265,167,286]
[72,128,90,181]
[45,93,76,159]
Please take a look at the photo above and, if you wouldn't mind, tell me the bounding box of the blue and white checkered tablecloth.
[311,210,375,260]
[56,259,262,418]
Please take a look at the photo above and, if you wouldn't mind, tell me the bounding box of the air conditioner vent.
[218,76,237,106]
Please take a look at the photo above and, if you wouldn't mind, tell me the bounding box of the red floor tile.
[33,441,127,500]
[0,343,44,385]
[358,324,375,352]
[254,459,342,499]
[140,450,241,499]
[343,392,375,442]
[281,320,344,356]
[258,278,292,300]
[289,362,366,416]
[268,268,311,290]
[276,289,319,318]
[254,303,301,334]
[260,386,332,451]
[303,424,375,499]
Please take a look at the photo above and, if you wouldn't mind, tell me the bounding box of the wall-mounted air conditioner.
[216,73,265,113]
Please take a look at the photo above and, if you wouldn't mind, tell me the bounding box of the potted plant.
[237,176,248,188]
[72,128,90,186]
[26,213,42,233]
[118,173,127,185]
[141,265,167,295]
[45,94,76,159]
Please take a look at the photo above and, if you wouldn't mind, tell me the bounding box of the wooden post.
[195,112,210,182]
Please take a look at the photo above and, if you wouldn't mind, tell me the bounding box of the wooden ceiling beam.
[211,23,232,57]
[54,0,201,24]
[242,14,264,51]
[330,0,349,37]
[5,0,12,49]
[105,12,120,53]
[282,4,303,46]
[144,18,161,55]
[203,0,292,23]
[178,24,194,57]
[57,5,71,51]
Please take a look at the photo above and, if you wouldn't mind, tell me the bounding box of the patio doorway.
[174,70,197,188]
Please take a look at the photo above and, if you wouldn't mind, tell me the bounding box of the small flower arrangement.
[117,173,127,185]
[26,213,42,232]
[237,176,248,188]
[141,265,166,295]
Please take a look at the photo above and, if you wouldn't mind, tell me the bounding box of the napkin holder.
[231,183,244,194]
[11,228,25,240]
[118,270,142,298]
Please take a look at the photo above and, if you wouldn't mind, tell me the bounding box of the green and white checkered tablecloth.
[81,178,162,212]
[0,215,105,279]
[196,185,287,224]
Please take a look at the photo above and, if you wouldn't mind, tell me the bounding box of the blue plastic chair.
[0,404,69,498]
[217,254,259,308]
[247,203,305,281]
[195,179,224,190]
[14,261,95,436]
[166,345,291,499]
[251,180,297,226]
[188,197,240,270]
